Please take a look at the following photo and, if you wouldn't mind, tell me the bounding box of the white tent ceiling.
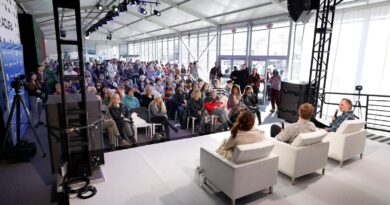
[15,0,384,42]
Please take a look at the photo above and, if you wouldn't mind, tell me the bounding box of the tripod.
[0,86,46,158]
[353,90,363,119]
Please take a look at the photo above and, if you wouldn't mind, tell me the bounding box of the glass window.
[168,38,174,62]
[269,27,289,56]
[157,40,162,63]
[221,33,233,55]
[174,37,179,63]
[128,43,134,55]
[198,34,208,75]
[233,31,247,55]
[162,38,168,63]
[251,29,269,56]
[189,36,197,62]
[208,32,217,73]
[181,37,189,67]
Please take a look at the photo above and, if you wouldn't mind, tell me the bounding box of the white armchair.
[199,141,278,205]
[271,130,329,184]
[324,120,367,167]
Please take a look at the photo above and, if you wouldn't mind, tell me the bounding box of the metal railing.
[323,92,390,133]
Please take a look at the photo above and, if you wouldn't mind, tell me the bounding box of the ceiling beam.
[269,0,288,10]
[159,0,219,26]
[32,5,96,19]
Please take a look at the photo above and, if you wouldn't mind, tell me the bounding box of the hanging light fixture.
[96,3,103,11]
[112,5,119,12]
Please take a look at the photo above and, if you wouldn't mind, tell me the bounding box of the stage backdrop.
[0,41,28,145]
[0,0,20,44]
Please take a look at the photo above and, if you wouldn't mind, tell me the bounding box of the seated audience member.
[200,82,210,99]
[132,85,141,99]
[227,84,243,121]
[188,90,206,133]
[53,83,61,95]
[139,85,154,108]
[225,80,233,95]
[169,85,187,123]
[148,93,179,139]
[109,94,136,146]
[325,98,356,132]
[137,75,147,93]
[197,79,204,90]
[212,79,226,98]
[185,74,194,84]
[188,82,199,99]
[204,90,232,130]
[122,87,140,111]
[271,103,317,143]
[163,81,175,101]
[99,96,127,149]
[216,110,265,160]
[242,85,261,125]
[154,78,165,94]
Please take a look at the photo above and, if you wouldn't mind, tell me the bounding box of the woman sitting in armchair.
[216,110,265,160]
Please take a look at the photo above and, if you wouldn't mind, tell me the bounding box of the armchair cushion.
[336,120,366,134]
[232,140,274,164]
[291,129,327,146]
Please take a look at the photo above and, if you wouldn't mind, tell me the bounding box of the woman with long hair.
[109,94,136,146]
[247,67,262,96]
[216,110,265,160]
[242,85,262,125]
[227,84,243,121]
[188,90,206,133]
[200,82,210,99]
[27,72,44,128]
[148,94,179,139]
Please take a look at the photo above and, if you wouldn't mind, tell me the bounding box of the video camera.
[10,75,27,89]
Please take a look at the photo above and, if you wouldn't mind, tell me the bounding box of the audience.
[216,110,265,160]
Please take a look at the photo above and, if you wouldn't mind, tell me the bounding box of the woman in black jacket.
[109,93,136,145]
[188,90,206,133]
[242,85,262,125]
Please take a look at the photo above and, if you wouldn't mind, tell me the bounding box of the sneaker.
[270,109,275,113]
[121,140,131,146]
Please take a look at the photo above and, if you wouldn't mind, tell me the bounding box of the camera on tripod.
[10,75,27,90]
[355,85,363,91]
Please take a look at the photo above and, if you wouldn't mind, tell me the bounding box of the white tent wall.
[290,1,390,120]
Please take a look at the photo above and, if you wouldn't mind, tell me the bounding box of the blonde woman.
[109,94,136,146]
[227,84,243,121]
[148,93,179,139]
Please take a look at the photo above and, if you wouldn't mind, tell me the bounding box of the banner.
[0,41,28,145]
[0,0,20,44]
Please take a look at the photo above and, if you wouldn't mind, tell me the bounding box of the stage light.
[112,5,119,12]
[138,6,147,15]
[130,0,140,6]
[153,9,161,16]
[84,34,90,39]
[107,32,112,40]
[96,3,103,11]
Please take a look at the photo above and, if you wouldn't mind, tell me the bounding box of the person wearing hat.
[148,93,179,139]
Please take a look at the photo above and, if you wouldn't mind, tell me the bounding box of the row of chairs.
[199,120,367,205]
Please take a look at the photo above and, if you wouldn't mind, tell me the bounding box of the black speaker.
[288,0,320,23]
[278,81,309,122]
[46,94,104,174]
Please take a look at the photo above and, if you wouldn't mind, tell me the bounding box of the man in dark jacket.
[238,64,250,91]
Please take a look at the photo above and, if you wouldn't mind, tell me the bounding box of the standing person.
[238,64,250,92]
[148,94,179,139]
[192,61,199,79]
[27,72,44,128]
[242,85,262,125]
[248,67,262,96]
[209,62,221,83]
[230,66,239,85]
[269,70,281,113]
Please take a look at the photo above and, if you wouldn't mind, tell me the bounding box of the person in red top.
[204,90,232,130]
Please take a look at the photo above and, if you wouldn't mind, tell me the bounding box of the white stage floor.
[71,125,390,205]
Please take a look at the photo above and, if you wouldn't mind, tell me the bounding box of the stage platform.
[71,124,390,205]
